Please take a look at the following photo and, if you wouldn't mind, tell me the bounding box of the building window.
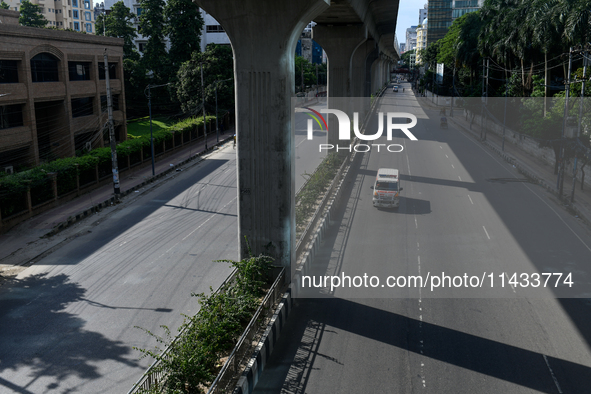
[86,23,92,32]
[206,25,224,33]
[0,104,23,130]
[98,62,117,79]
[85,11,90,21]
[84,0,90,8]
[71,97,93,117]
[30,53,59,82]
[136,7,142,15]
[73,10,78,18]
[0,60,19,84]
[68,62,90,81]
[138,42,145,53]
[74,21,80,30]
[72,0,78,7]
[100,95,119,112]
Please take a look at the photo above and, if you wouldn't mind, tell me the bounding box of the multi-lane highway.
[0,105,326,394]
[253,82,591,393]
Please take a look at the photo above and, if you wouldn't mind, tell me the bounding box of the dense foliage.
[135,254,273,394]
[19,1,47,28]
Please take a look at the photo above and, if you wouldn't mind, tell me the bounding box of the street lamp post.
[144,83,170,176]
[201,63,207,150]
[214,78,232,143]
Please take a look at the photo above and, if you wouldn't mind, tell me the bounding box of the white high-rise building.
[419,4,428,25]
[405,26,418,51]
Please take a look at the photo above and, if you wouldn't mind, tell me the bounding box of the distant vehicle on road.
[393,86,399,92]
[371,168,402,209]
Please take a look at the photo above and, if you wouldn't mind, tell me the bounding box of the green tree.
[139,0,169,81]
[173,44,234,116]
[295,56,317,91]
[0,2,10,10]
[164,0,204,72]
[19,1,47,28]
[96,1,139,61]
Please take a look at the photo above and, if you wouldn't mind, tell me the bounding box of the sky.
[396,0,428,46]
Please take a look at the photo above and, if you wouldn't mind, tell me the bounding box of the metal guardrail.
[126,268,239,394]
[206,268,286,394]
[127,267,286,394]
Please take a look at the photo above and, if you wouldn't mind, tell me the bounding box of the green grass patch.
[127,116,175,138]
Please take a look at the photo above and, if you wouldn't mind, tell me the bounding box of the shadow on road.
[0,273,140,393]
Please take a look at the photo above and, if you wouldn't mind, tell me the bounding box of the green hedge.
[0,116,217,218]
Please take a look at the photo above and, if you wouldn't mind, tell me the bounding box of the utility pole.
[104,49,120,196]
[201,63,207,151]
[450,65,455,117]
[481,58,485,140]
[147,87,155,176]
[571,46,588,202]
[558,47,573,197]
[502,76,508,151]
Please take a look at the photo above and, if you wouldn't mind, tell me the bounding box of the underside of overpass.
[193,0,400,280]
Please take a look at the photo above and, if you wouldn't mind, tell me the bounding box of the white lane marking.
[458,176,462,181]
[468,195,474,205]
[145,196,238,267]
[505,272,516,293]
[483,226,491,240]
[543,355,564,394]
[296,137,307,147]
[524,183,591,254]
[445,154,449,158]
[455,124,591,254]
[451,164,455,169]
[439,145,442,149]
[415,216,418,229]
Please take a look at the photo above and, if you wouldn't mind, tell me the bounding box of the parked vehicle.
[393,86,399,92]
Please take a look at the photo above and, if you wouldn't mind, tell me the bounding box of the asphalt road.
[253,82,591,393]
[0,112,326,394]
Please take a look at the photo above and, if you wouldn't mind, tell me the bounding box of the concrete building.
[419,4,428,25]
[452,0,483,20]
[200,9,231,50]
[427,0,452,45]
[2,0,96,33]
[405,26,418,51]
[399,42,406,53]
[415,20,427,64]
[0,9,126,170]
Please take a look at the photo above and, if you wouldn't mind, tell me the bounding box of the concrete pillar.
[351,39,375,97]
[195,0,330,278]
[365,47,379,97]
[312,24,367,146]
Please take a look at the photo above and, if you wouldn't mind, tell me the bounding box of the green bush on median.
[134,253,273,394]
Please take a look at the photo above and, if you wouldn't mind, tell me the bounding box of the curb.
[233,290,293,394]
[43,136,234,238]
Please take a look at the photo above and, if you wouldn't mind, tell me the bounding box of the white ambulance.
[371,168,402,209]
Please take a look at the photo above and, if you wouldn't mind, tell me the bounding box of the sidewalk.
[0,127,235,268]
[417,91,591,228]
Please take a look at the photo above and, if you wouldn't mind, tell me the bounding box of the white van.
[371,168,402,209]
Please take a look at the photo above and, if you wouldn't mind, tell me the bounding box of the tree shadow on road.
[0,272,140,394]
